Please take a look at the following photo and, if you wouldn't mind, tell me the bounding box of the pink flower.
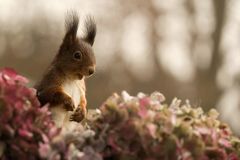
[38,143,51,158]
[139,97,150,107]
[228,153,239,160]
[146,123,157,138]
[0,68,28,84]
[138,104,148,118]
[218,138,232,148]
[18,129,33,139]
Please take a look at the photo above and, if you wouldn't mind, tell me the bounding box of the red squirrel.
[35,11,96,126]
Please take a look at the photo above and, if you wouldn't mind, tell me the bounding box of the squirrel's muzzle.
[88,66,95,75]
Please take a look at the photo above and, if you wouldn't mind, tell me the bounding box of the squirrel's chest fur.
[62,79,84,108]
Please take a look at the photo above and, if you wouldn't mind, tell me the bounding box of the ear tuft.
[83,16,97,46]
[63,11,79,45]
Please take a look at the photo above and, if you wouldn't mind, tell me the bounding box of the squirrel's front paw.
[63,96,74,111]
[70,107,86,122]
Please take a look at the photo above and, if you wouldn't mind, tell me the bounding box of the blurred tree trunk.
[195,0,226,109]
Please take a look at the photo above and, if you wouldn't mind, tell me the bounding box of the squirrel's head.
[56,11,96,79]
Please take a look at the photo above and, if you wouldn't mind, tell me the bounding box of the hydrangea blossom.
[92,91,240,160]
[0,68,60,159]
[0,68,101,160]
[0,68,240,160]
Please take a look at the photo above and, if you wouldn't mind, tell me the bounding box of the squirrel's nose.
[88,67,95,75]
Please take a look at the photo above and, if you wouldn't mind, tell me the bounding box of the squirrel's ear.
[82,16,96,46]
[63,11,79,48]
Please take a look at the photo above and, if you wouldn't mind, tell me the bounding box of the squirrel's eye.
[73,51,82,60]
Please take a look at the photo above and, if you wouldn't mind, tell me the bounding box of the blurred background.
[0,0,240,134]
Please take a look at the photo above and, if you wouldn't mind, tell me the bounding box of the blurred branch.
[210,0,225,75]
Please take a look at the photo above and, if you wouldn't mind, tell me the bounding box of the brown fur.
[35,11,96,123]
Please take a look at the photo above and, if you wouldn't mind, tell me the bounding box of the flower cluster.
[0,68,102,160]
[38,121,102,160]
[92,91,240,160]
[0,68,59,159]
[1,68,240,160]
